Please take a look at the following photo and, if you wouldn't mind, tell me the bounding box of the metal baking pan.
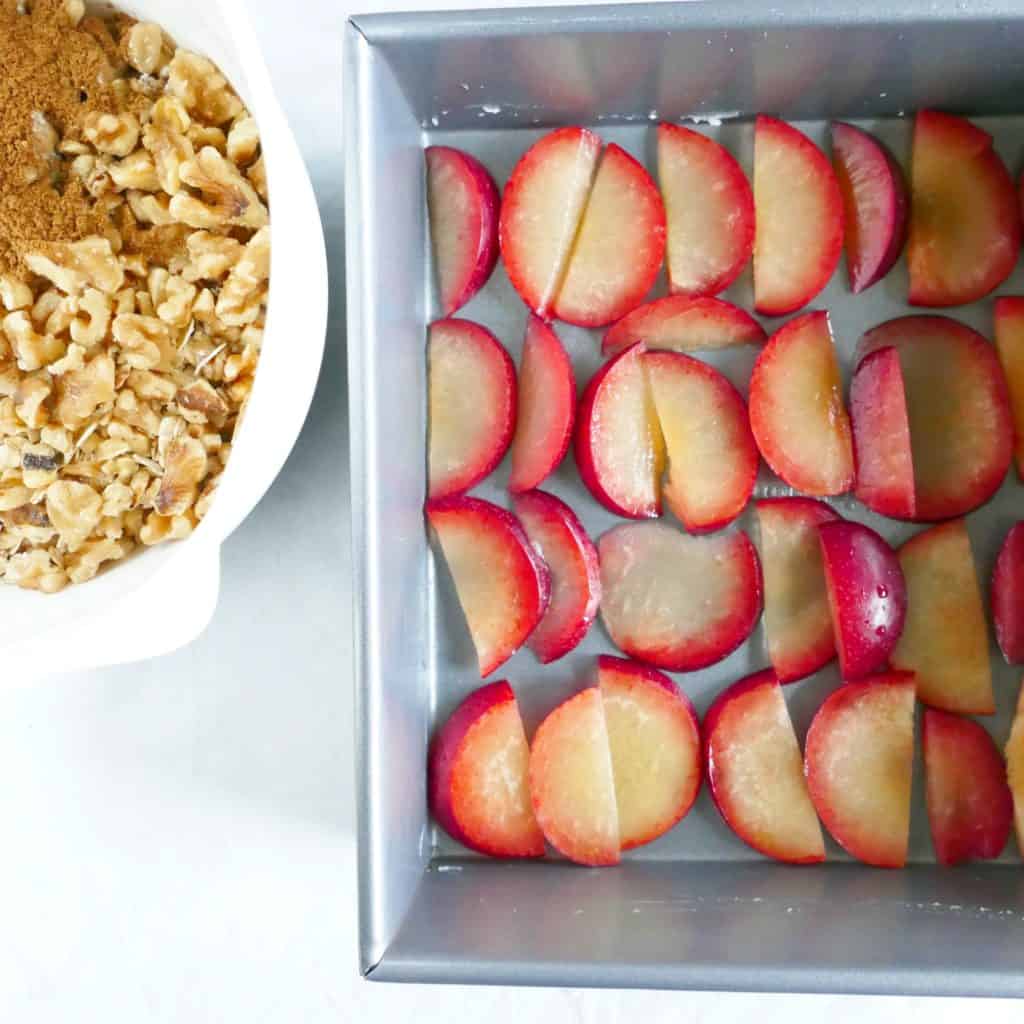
[345,0,1024,994]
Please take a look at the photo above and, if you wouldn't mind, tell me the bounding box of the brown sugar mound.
[0,1,148,274]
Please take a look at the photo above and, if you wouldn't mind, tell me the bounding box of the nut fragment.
[25,238,125,296]
[2,312,65,372]
[64,0,86,26]
[125,22,166,74]
[226,117,260,166]
[171,148,269,230]
[83,112,141,158]
[22,443,63,488]
[154,435,206,516]
[176,379,228,427]
[109,151,160,192]
[5,550,67,593]
[166,50,243,125]
[183,232,243,282]
[13,376,52,428]
[53,352,116,428]
[142,119,195,195]
[46,480,103,553]
[0,276,33,311]
[112,314,174,370]
[69,290,112,349]
[66,537,129,583]
[247,156,268,202]
[217,227,270,327]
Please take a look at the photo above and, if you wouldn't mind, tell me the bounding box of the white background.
[0,0,1021,1020]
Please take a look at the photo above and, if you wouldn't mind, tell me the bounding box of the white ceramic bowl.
[0,0,328,675]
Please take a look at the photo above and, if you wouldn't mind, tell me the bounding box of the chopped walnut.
[5,549,67,593]
[46,480,103,552]
[53,352,116,428]
[66,537,130,584]
[22,442,64,488]
[217,227,269,327]
[125,22,166,74]
[171,148,269,230]
[227,117,260,167]
[69,290,112,348]
[154,434,206,516]
[176,379,228,427]
[188,125,227,154]
[152,274,196,327]
[183,232,242,283]
[109,151,160,192]
[2,312,66,372]
[13,376,51,429]
[127,191,176,226]
[2,502,57,546]
[0,276,33,311]
[166,50,243,125]
[25,238,125,296]
[139,510,194,546]
[112,313,174,370]
[142,119,195,195]
[64,0,86,27]
[83,112,141,158]
[247,156,268,202]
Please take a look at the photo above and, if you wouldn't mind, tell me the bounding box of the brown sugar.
[0,1,148,275]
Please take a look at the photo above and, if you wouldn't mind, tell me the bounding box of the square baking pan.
[345,0,1024,994]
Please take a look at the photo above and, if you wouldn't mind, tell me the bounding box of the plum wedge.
[597,655,702,850]
[575,342,665,518]
[429,681,545,858]
[599,521,762,672]
[529,687,620,866]
[705,671,825,864]
[754,116,844,316]
[756,497,839,683]
[858,316,1013,521]
[512,490,600,664]
[991,522,1024,665]
[924,709,1013,866]
[426,146,500,315]
[908,110,1020,307]
[427,319,516,499]
[553,143,666,327]
[749,311,854,496]
[644,350,759,533]
[892,520,993,714]
[603,296,766,357]
[850,346,916,519]
[830,122,908,294]
[819,521,907,680]
[1007,687,1024,852]
[805,672,916,868]
[509,316,575,493]
[499,127,601,317]
[426,496,550,677]
[657,122,754,298]
[993,297,1024,479]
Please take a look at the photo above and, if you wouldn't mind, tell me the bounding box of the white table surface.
[0,1,1021,1020]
